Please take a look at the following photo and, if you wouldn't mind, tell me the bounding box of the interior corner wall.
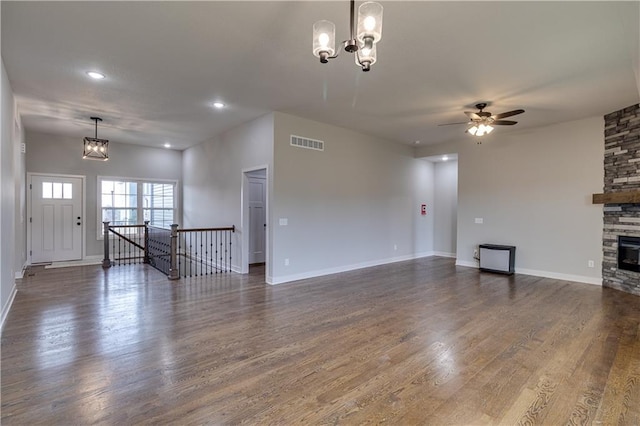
[416,116,604,284]
[271,112,434,284]
[1,58,25,329]
[182,113,274,273]
[25,132,183,257]
[433,160,458,257]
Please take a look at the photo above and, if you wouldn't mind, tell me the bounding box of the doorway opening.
[242,167,269,280]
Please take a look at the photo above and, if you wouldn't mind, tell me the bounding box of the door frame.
[27,172,87,265]
[241,165,269,278]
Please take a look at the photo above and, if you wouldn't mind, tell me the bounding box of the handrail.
[108,228,145,251]
[177,225,235,233]
[108,224,146,229]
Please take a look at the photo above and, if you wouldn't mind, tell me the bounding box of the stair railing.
[103,221,235,279]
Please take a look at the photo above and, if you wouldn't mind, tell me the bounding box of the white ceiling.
[2,1,639,151]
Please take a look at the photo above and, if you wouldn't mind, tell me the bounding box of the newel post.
[102,221,111,268]
[143,220,150,264]
[168,224,180,280]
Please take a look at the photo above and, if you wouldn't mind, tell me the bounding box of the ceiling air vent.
[290,135,324,152]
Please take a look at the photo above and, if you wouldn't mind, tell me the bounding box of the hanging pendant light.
[312,0,383,72]
[83,117,109,161]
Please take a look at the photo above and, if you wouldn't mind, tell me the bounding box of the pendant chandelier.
[83,117,109,161]
[312,0,383,72]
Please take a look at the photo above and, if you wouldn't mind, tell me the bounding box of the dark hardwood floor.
[2,257,639,425]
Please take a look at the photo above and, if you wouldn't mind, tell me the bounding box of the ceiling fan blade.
[438,121,470,126]
[492,120,518,125]
[492,109,524,119]
[464,111,481,120]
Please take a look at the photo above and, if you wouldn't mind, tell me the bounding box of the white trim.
[1,283,17,334]
[269,252,434,285]
[454,261,602,286]
[27,173,86,264]
[515,268,602,286]
[14,261,27,280]
[433,251,456,258]
[456,260,478,268]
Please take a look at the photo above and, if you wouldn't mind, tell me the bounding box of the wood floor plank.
[2,257,639,425]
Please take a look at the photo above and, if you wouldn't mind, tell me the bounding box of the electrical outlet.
[588,260,595,268]
[394,244,397,251]
[284,258,289,266]
[473,249,478,258]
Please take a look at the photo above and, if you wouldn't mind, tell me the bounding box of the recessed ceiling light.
[414,140,420,145]
[212,102,225,109]
[164,143,171,148]
[86,71,105,80]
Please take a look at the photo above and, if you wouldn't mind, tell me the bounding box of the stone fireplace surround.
[601,104,640,296]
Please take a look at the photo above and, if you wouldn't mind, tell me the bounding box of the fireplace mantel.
[592,190,640,204]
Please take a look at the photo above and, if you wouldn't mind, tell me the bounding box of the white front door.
[31,175,83,263]
[248,176,266,264]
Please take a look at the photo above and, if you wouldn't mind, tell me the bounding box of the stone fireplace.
[600,104,640,296]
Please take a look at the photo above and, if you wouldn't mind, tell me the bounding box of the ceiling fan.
[439,103,525,137]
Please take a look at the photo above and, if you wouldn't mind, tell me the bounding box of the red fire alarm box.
[421,204,427,215]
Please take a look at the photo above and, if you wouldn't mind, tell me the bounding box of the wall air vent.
[290,135,324,151]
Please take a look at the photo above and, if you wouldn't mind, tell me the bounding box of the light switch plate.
[475,218,483,224]
[279,218,288,226]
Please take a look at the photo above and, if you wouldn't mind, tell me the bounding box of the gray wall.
[271,112,434,284]
[182,113,274,274]
[433,160,457,256]
[26,132,182,256]
[1,59,26,329]
[417,116,604,284]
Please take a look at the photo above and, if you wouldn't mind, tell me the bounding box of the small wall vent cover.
[290,135,324,151]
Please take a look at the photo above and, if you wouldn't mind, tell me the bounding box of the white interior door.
[248,176,266,264]
[31,175,83,263]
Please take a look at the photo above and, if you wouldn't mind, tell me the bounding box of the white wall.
[271,112,434,284]
[417,116,604,284]
[182,113,274,274]
[1,58,26,330]
[433,160,457,257]
[26,132,182,257]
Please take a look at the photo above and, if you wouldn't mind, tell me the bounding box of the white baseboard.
[515,268,602,286]
[454,260,602,286]
[456,260,478,268]
[1,283,17,334]
[433,251,456,258]
[269,252,434,285]
[14,261,28,280]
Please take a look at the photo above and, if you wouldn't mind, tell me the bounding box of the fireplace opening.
[618,236,640,273]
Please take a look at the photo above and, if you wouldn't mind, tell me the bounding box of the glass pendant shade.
[355,43,377,70]
[357,2,383,44]
[312,20,336,59]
